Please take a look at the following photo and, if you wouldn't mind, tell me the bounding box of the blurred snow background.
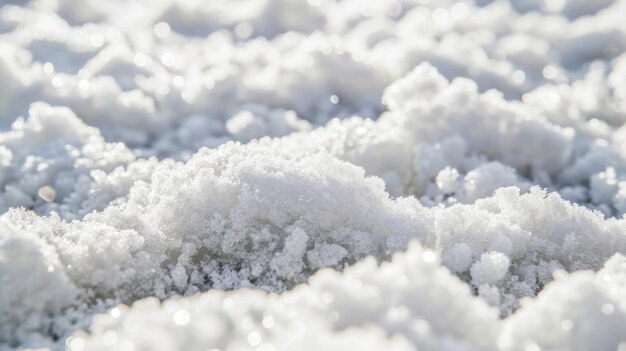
[2,0,626,350]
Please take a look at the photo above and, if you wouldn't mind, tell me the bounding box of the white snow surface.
[2,0,626,350]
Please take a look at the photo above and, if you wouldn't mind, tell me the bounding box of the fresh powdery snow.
[3,0,626,350]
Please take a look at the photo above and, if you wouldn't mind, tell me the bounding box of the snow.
[470,251,511,286]
[2,0,626,350]
[75,243,500,351]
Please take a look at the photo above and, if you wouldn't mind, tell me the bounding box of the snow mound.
[500,254,626,350]
[75,242,500,351]
[5,144,626,348]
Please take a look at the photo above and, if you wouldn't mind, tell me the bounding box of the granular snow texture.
[2,0,626,350]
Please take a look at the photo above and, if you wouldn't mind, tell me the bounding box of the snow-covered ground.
[3,0,626,350]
